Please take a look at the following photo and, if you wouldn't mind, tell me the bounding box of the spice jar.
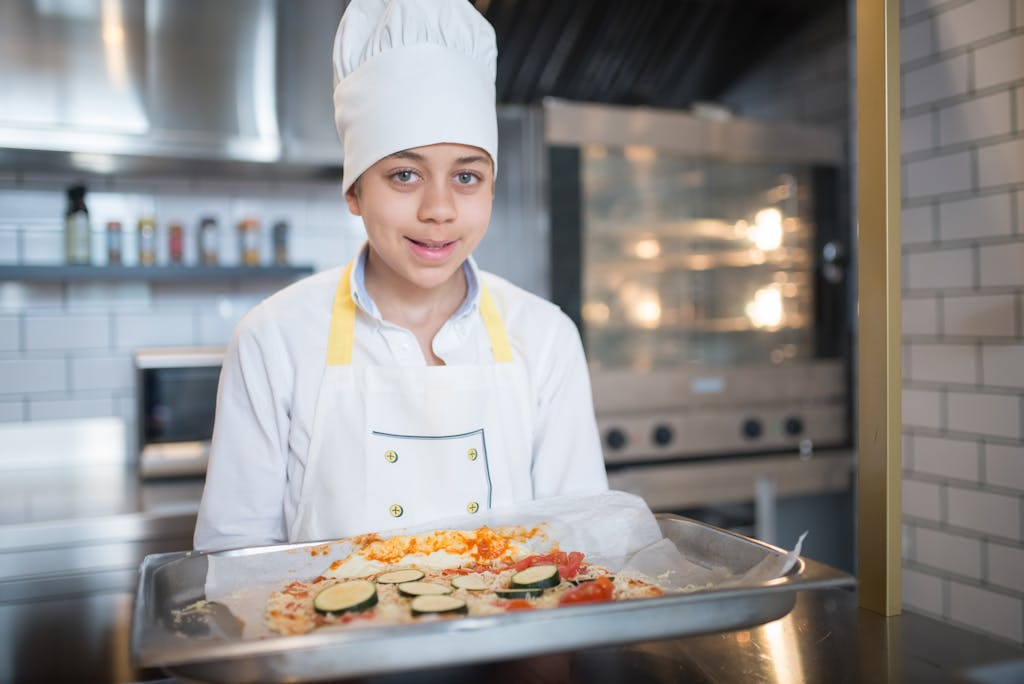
[272,220,289,266]
[238,217,260,266]
[197,216,219,266]
[106,221,123,265]
[168,222,185,265]
[138,217,157,266]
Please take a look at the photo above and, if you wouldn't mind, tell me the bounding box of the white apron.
[289,260,535,541]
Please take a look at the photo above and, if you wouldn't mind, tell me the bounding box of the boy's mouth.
[407,238,455,250]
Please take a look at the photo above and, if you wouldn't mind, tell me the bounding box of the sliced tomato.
[558,576,614,605]
[510,551,586,580]
[500,599,535,611]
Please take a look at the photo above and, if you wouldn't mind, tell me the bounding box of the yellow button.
[467,448,478,461]
[385,450,398,463]
[389,504,403,518]
[466,501,479,514]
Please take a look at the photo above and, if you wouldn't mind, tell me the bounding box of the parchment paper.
[203,490,803,640]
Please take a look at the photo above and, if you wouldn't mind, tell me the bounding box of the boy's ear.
[344,184,362,216]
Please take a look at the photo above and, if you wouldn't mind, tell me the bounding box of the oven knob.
[652,425,674,446]
[784,416,804,436]
[741,418,763,440]
[605,428,627,450]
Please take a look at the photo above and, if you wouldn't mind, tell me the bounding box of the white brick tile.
[1018,0,1024,26]
[982,343,1024,388]
[985,443,1024,490]
[902,567,944,615]
[904,479,943,520]
[114,312,195,349]
[907,248,974,289]
[0,282,63,312]
[978,242,1024,287]
[22,228,63,265]
[1018,86,1024,132]
[949,581,1024,642]
[906,150,973,198]
[901,16,934,63]
[978,138,1024,188]
[66,282,151,311]
[904,0,951,16]
[974,33,1024,90]
[0,316,19,351]
[70,355,134,392]
[934,0,1012,52]
[0,358,66,394]
[0,401,25,422]
[0,228,18,264]
[987,542,1024,592]
[151,283,239,310]
[938,193,1013,240]
[904,387,944,429]
[25,314,109,351]
[909,343,978,383]
[902,205,936,245]
[197,310,241,346]
[939,91,1013,146]
[903,297,940,335]
[904,54,969,109]
[0,189,64,221]
[911,434,981,480]
[942,294,1017,337]
[916,526,983,577]
[947,391,1021,439]
[947,486,1021,538]
[28,396,115,421]
[902,111,934,155]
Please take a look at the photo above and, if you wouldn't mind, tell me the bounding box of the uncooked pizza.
[265,526,664,635]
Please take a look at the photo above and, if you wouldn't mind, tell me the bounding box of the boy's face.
[345,142,494,294]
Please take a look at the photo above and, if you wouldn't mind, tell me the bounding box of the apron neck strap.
[326,258,513,366]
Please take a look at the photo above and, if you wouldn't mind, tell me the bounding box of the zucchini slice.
[313,580,378,615]
[510,564,560,590]
[376,569,425,585]
[396,581,453,597]
[495,587,545,599]
[410,595,467,616]
[451,574,489,591]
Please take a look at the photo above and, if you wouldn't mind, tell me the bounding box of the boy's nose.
[418,180,457,223]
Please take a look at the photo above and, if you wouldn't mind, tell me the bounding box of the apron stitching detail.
[370,429,486,440]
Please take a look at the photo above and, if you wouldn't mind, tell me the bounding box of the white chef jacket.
[193,249,608,551]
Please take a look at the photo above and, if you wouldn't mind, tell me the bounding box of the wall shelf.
[0,264,314,283]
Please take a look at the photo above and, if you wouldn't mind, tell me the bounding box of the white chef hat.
[332,0,498,195]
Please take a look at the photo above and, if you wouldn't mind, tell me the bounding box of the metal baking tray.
[132,515,854,683]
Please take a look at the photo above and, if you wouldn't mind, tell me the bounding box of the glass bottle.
[198,216,219,266]
[138,217,157,266]
[168,222,185,265]
[64,185,91,265]
[238,217,260,266]
[272,220,289,266]
[106,221,123,265]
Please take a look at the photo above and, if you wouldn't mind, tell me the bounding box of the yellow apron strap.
[326,259,513,365]
[479,282,514,363]
[326,260,357,366]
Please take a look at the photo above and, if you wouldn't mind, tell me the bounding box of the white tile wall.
[949,582,1024,642]
[902,566,944,615]
[903,296,941,335]
[0,358,66,394]
[973,34,1024,90]
[903,478,943,519]
[113,312,196,349]
[987,542,1024,591]
[0,401,24,422]
[978,138,1024,188]
[28,396,116,422]
[939,91,1013,146]
[946,486,1021,538]
[985,443,1024,490]
[978,242,1024,287]
[903,54,970,109]
[901,16,934,63]
[903,387,944,429]
[933,0,1012,52]
[946,390,1021,439]
[906,248,974,289]
[0,316,20,351]
[915,526,983,578]
[908,343,978,384]
[24,314,110,351]
[0,283,63,312]
[906,150,973,198]
[66,283,152,312]
[942,293,1017,337]
[939,193,1014,240]
[70,356,134,392]
[911,434,982,481]
[902,111,935,155]
[903,205,937,244]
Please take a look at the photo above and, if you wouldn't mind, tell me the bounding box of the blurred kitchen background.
[0,0,1022,680]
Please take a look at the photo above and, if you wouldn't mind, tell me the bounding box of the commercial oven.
[543,100,853,556]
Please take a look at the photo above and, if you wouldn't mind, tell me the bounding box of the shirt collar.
[350,243,481,323]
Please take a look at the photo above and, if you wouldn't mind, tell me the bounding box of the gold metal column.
[856,0,902,615]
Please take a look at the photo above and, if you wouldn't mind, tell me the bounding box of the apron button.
[466,501,479,514]
[467,448,478,461]
[385,450,398,463]
[389,504,404,518]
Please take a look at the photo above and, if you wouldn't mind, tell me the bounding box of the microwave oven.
[133,347,224,479]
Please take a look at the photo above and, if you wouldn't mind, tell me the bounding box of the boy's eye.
[456,172,478,185]
[393,170,416,183]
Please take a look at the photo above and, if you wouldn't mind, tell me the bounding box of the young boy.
[193,0,607,551]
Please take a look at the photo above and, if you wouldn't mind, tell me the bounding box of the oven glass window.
[143,366,220,443]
